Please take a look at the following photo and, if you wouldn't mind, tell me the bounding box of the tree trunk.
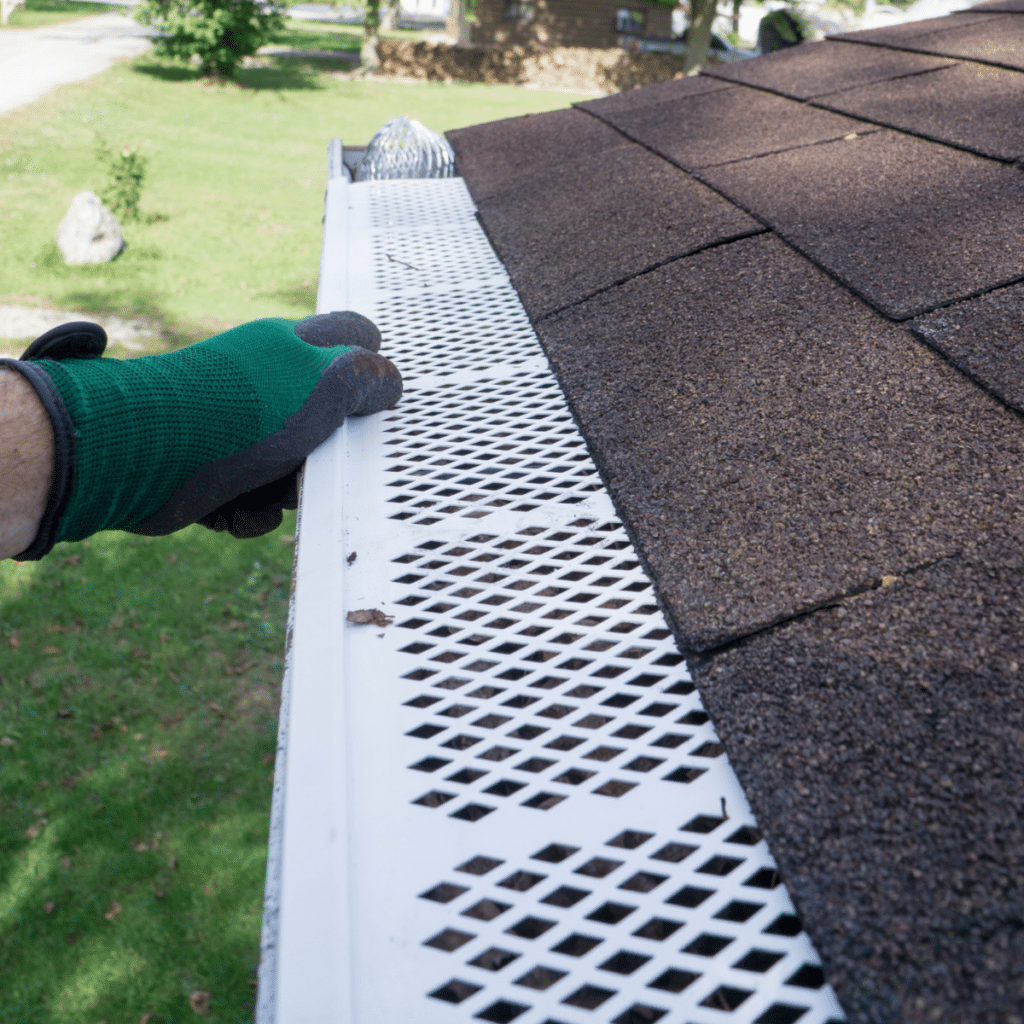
[380,0,400,31]
[682,0,717,75]
[445,0,471,45]
[731,0,741,36]
[362,0,381,70]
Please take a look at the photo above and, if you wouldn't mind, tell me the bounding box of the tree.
[682,0,717,74]
[379,0,400,31]
[445,0,472,45]
[362,0,381,70]
[134,0,285,78]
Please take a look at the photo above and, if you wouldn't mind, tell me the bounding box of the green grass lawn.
[0,519,296,1024]
[1,53,590,349]
[1,50,590,1024]
[1,0,117,30]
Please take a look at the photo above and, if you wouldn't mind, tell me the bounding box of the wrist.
[0,365,56,560]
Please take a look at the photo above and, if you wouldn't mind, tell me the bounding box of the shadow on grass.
[132,57,327,92]
[32,241,245,350]
[0,522,295,1023]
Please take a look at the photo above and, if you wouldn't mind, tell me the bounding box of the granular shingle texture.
[701,129,1024,318]
[695,538,1024,1023]
[703,38,955,100]
[446,107,624,203]
[474,142,761,318]
[536,234,1024,651]
[584,83,869,170]
[833,12,1024,71]
[447,6,1024,1018]
[578,71,730,116]
[911,281,1024,415]
[815,59,1024,161]
[969,0,1024,10]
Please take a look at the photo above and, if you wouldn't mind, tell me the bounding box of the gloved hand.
[0,312,401,560]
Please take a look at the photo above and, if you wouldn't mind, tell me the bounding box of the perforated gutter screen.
[257,141,847,1024]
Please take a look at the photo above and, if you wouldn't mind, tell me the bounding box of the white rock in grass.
[56,191,124,265]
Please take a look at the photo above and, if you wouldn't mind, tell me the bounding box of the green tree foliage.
[134,0,285,78]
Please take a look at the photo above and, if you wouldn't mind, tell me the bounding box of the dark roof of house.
[447,9,1024,1022]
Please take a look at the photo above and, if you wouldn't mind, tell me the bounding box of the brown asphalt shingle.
[576,70,730,116]
[473,138,761,319]
[696,538,1024,1023]
[832,12,1024,71]
[911,281,1024,415]
[446,107,624,203]
[582,82,870,170]
[814,60,1024,161]
[700,129,1024,319]
[702,38,956,100]
[448,8,1024,1019]
[969,0,1024,10]
[536,233,1024,652]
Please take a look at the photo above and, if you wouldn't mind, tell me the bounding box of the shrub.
[96,137,148,222]
[135,0,285,78]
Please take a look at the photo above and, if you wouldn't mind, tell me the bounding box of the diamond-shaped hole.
[647,968,700,993]
[514,966,567,991]
[475,999,531,1023]
[599,951,652,975]
[541,885,591,908]
[424,928,476,952]
[468,947,520,971]
[420,883,469,904]
[506,916,556,940]
[429,979,482,1004]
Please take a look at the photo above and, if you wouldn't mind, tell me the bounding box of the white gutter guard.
[257,141,847,1024]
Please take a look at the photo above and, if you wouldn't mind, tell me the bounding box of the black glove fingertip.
[294,311,382,353]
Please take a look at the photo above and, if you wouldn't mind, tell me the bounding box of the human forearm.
[0,365,54,560]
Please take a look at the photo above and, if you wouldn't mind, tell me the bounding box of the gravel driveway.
[0,11,156,116]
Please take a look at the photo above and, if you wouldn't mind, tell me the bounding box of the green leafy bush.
[96,137,148,223]
[135,0,285,78]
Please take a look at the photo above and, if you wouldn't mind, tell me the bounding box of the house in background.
[471,0,674,49]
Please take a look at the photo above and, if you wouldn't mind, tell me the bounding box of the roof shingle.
[447,7,1024,1017]
[700,129,1024,319]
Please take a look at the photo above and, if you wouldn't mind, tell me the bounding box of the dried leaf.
[104,900,121,921]
[208,702,226,716]
[189,991,211,1015]
[0,736,15,748]
[7,633,20,649]
[204,882,215,897]
[226,620,244,631]
[141,1013,154,1023]
[64,555,81,567]
[261,752,275,766]
[346,609,394,627]
[347,551,357,566]
[135,841,149,853]
[66,931,81,945]
[57,708,75,719]
[280,534,295,545]
[43,901,55,914]
[43,646,61,656]
[167,553,177,564]
[25,819,46,839]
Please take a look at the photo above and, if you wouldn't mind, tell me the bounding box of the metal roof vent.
[357,116,457,182]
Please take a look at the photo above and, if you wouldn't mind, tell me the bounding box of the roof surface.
[447,8,1024,1021]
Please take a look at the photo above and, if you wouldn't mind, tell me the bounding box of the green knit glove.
[1,313,401,560]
